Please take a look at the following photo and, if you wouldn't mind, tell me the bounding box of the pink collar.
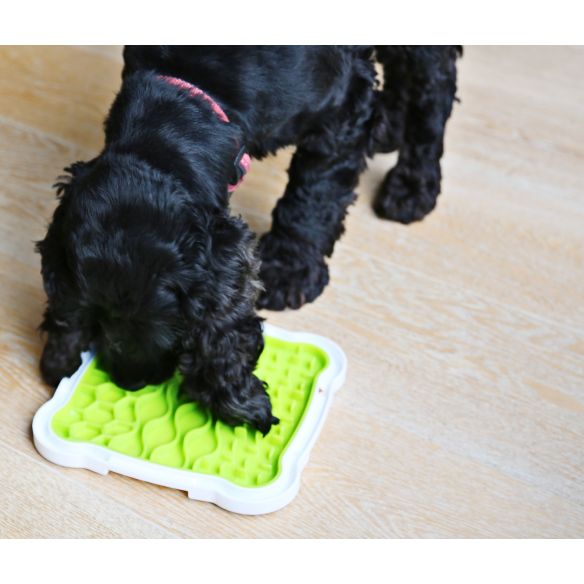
[160,75,251,193]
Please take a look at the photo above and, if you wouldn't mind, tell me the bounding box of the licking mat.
[33,323,346,514]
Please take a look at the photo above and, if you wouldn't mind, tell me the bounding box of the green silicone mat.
[50,336,329,488]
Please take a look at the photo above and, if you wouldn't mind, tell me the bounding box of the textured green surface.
[51,336,328,487]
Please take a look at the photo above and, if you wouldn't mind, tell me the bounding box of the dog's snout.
[108,364,147,391]
[109,359,176,390]
[119,379,146,391]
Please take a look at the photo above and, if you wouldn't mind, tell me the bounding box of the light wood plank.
[0,443,176,538]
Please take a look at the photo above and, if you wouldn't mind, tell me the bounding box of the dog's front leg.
[179,316,278,435]
[257,81,374,310]
[257,146,363,310]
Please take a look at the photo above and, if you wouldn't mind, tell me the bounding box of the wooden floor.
[0,46,583,538]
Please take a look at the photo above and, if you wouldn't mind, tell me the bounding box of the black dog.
[37,46,460,434]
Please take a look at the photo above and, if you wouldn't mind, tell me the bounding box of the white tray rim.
[32,323,347,515]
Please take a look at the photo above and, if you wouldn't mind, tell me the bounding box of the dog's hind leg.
[372,46,461,224]
[257,61,375,311]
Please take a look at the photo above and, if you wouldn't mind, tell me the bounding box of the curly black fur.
[372,46,462,222]
[37,46,460,433]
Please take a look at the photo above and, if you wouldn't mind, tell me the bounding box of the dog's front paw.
[251,406,280,437]
[257,232,329,311]
[40,335,83,388]
[234,376,280,436]
[184,374,279,436]
[373,164,440,224]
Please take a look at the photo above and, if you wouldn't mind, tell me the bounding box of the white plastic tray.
[32,323,347,515]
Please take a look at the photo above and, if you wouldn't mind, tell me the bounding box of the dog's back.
[122,46,375,157]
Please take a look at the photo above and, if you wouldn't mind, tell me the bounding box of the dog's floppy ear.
[36,161,93,319]
[37,161,96,385]
[36,206,67,305]
[52,160,93,198]
[175,209,275,433]
[177,209,262,328]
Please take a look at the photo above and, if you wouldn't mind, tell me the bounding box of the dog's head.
[37,153,261,390]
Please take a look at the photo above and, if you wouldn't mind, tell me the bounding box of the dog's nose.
[115,378,146,391]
